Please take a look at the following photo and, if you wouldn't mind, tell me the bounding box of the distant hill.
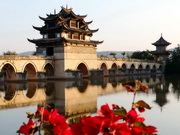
[97,51,134,58]
[18,49,175,57]
[19,51,34,55]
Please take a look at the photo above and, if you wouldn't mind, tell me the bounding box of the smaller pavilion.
[151,34,171,62]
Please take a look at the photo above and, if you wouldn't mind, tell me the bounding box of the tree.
[32,51,36,55]
[109,52,116,58]
[3,51,17,55]
[169,44,180,64]
[121,52,126,58]
[130,50,154,60]
[165,45,180,73]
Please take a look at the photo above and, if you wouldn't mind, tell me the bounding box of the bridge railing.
[0,55,54,60]
[97,57,160,63]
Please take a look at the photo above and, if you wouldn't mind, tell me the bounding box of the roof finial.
[54,9,56,14]
[161,33,162,37]
[66,4,68,9]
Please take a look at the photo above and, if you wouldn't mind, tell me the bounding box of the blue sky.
[1,0,180,53]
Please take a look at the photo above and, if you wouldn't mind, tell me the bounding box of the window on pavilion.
[70,20,77,28]
[68,32,72,39]
[73,33,79,39]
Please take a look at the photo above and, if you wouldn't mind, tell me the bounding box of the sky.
[1,0,180,54]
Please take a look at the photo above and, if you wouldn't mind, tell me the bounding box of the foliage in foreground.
[17,81,158,135]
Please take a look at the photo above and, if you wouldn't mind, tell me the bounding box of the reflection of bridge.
[1,75,173,124]
[0,76,163,110]
[0,82,54,109]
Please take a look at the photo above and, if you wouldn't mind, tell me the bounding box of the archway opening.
[111,63,118,71]
[153,65,156,71]
[24,63,36,79]
[1,64,16,80]
[138,65,143,70]
[44,63,54,76]
[77,63,88,77]
[146,65,150,71]
[129,64,135,73]
[130,64,135,70]
[158,65,163,71]
[121,64,127,72]
[138,65,143,73]
[100,63,108,76]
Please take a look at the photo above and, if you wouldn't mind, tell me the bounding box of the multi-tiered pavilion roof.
[28,6,103,47]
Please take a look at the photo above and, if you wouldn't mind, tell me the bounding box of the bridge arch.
[145,65,150,71]
[23,63,37,79]
[100,63,108,76]
[138,64,143,70]
[137,64,143,73]
[1,63,16,80]
[130,64,135,70]
[152,65,156,70]
[121,63,127,72]
[76,62,89,77]
[110,63,118,75]
[111,63,118,70]
[44,63,54,76]
[158,65,163,71]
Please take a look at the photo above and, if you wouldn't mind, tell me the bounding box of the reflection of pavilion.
[153,82,169,110]
[155,85,168,107]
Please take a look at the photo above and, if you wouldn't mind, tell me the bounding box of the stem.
[128,91,137,127]
[131,91,136,109]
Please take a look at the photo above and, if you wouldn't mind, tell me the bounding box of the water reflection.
[0,74,180,122]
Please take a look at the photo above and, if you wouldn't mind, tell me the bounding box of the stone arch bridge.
[0,55,163,81]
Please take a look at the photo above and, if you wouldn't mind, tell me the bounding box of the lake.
[0,74,180,135]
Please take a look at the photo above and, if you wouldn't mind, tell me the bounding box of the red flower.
[136,81,148,92]
[126,109,138,124]
[18,123,32,134]
[138,106,145,113]
[53,126,72,135]
[36,107,50,121]
[81,116,102,135]
[114,123,131,135]
[132,126,144,135]
[145,126,158,134]
[136,117,145,122]
[99,104,114,118]
[17,119,34,134]
[71,123,84,135]
[48,109,69,134]
[49,109,67,126]
[124,85,136,92]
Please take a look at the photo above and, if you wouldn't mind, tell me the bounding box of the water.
[0,75,180,135]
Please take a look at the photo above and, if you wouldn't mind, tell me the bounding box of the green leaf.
[113,107,127,117]
[134,122,146,128]
[134,100,151,109]
[26,112,36,119]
